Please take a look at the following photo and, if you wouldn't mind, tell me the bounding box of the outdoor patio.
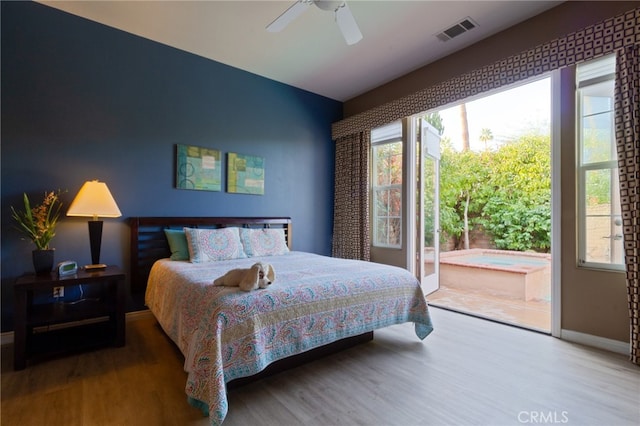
[426,249,552,332]
[427,286,551,332]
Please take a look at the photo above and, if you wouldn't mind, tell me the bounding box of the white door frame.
[406,118,418,275]
[551,69,561,338]
[420,120,441,294]
[406,116,441,295]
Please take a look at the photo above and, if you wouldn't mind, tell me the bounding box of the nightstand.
[13,265,126,370]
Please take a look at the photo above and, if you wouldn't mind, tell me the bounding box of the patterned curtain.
[614,43,640,365]
[332,131,371,261]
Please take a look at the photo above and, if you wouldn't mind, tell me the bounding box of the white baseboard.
[0,309,153,346]
[561,328,630,355]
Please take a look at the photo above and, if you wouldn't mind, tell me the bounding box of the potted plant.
[11,190,63,274]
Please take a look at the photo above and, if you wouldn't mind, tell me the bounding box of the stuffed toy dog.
[213,262,276,292]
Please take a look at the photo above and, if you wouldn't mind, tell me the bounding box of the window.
[577,55,624,270]
[372,122,402,248]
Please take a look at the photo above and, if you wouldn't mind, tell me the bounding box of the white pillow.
[240,228,289,257]
[184,227,247,263]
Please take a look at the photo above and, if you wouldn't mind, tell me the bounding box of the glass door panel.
[420,121,440,295]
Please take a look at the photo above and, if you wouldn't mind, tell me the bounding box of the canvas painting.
[227,152,265,195]
[176,144,222,191]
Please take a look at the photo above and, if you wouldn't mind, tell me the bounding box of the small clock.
[57,260,78,276]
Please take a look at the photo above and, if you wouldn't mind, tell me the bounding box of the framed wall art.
[176,144,222,191]
[227,152,265,195]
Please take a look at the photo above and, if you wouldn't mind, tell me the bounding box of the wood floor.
[2,307,638,426]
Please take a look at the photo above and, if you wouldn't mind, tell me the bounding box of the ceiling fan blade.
[335,2,362,45]
[266,1,310,33]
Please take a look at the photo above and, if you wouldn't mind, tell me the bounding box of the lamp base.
[87,220,104,266]
[84,263,107,271]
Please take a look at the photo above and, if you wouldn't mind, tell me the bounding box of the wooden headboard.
[129,217,292,292]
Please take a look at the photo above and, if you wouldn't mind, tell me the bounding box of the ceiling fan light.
[267,0,362,45]
[315,1,344,12]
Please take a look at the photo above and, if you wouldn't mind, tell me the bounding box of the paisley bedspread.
[145,251,433,425]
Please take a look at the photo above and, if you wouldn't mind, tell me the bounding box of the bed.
[130,217,433,425]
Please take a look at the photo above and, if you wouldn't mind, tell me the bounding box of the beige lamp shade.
[67,180,122,220]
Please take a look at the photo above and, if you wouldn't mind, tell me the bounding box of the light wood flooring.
[1,307,638,426]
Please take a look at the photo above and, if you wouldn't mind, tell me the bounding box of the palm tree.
[423,112,445,135]
[479,128,493,150]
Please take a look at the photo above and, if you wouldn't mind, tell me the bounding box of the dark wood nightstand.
[13,265,126,370]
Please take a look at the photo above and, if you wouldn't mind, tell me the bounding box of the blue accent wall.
[1,2,342,331]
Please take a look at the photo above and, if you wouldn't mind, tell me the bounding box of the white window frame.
[371,122,403,249]
[576,55,625,271]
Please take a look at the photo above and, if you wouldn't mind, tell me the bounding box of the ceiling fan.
[266,0,363,45]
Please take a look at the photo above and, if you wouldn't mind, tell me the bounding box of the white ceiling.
[39,0,563,101]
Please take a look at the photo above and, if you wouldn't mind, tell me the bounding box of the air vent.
[436,17,477,42]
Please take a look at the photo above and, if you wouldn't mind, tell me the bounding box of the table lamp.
[67,180,122,270]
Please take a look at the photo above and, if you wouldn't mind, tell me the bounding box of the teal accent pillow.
[164,229,189,261]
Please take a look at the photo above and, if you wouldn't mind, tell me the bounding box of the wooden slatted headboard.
[129,217,292,292]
